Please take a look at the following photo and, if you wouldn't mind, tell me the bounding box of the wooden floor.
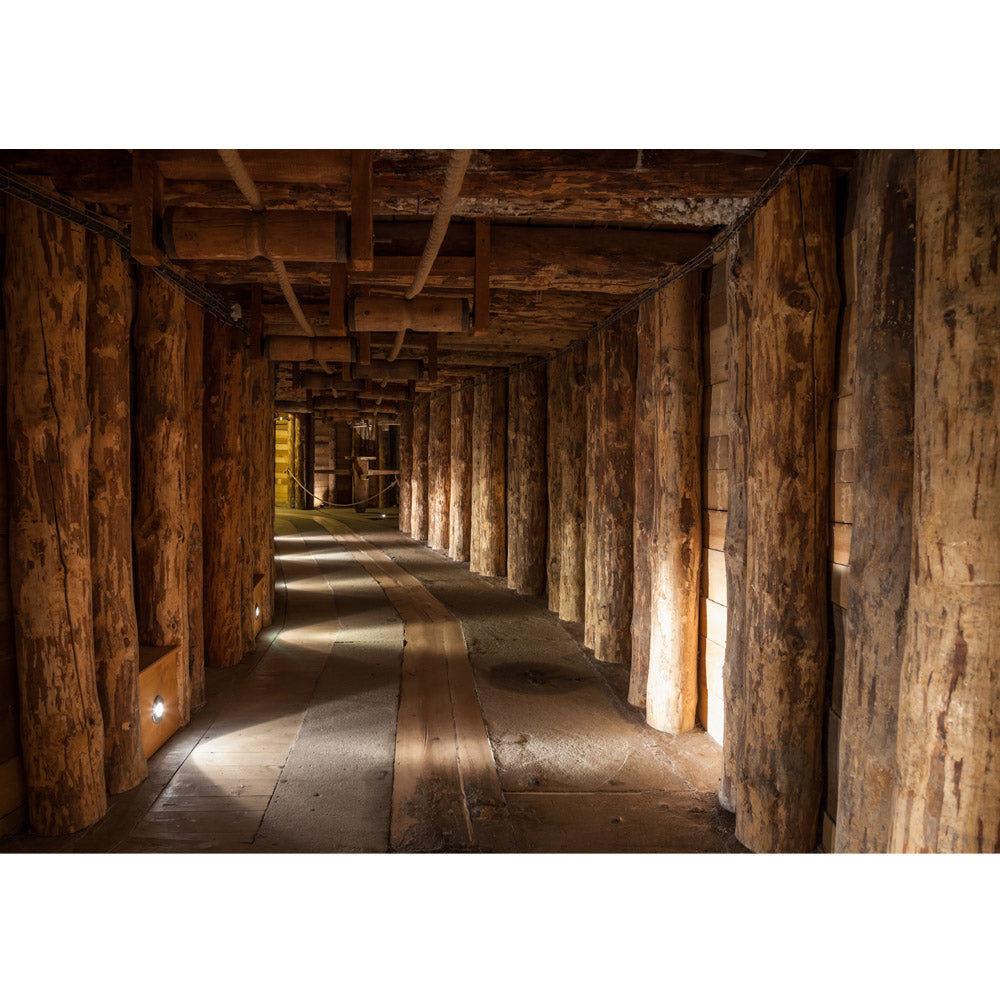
[1,508,742,853]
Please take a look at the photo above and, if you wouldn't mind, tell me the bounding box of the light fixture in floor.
[152,696,166,724]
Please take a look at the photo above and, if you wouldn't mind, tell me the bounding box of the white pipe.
[404,149,472,300]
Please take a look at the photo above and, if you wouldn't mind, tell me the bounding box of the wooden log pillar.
[583,336,600,649]
[557,347,587,623]
[3,199,107,834]
[86,233,147,793]
[448,381,474,561]
[399,405,413,533]
[586,317,637,664]
[249,355,274,630]
[427,393,452,551]
[736,166,839,853]
[889,150,1000,853]
[470,377,507,576]
[134,267,191,726]
[0,198,19,817]
[644,274,702,732]
[410,397,429,541]
[835,151,916,852]
[262,361,276,624]
[506,365,547,595]
[545,356,565,613]
[184,300,207,708]
[203,316,249,668]
[719,221,754,814]
[629,303,656,708]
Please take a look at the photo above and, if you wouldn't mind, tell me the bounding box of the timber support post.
[644,273,702,733]
[470,376,506,577]
[134,267,191,725]
[506,365,547,595]
[184,299,206,708]
[889,149,1000,853]
[203,316,249,668]
[735,166,840,853]
[3,199,107,834]
[427,393,451,551]
[448,382,474,561]
[86,232,147,793]
[835,150,916,852]
[399,405,413,534]
[410,397,429,541]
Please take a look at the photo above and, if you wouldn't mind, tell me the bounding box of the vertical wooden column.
[398,404,413,533]
[644,275,702,732]
[835,151,915,853]
[249,355,274,630]
[736,166,839,853]
[470,376,507,576]
[427,393,452,551]
[545,356,565,613]
[86,233,147,793]
[410,397,429,541]
[587,317,637,664]
[890,150,1000,853]
[0,198,20,827]
[506,365,547,595]
[449,382,474,561]
[240,355,255,652]
[203,316,248,668]
[3,200,107,834]
[134,267,191,725]
[719,222,754,814]
[184,300,207,709]
[558,347,587,623]
[630,306,655,708]
[583,336,600,649]
[262,361,276,624]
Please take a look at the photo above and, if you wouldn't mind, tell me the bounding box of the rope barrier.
[284,467,400,509]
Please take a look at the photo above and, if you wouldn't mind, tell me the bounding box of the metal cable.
[0,165,248,332]
[404,149,472,300]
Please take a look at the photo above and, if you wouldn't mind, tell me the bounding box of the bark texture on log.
[588,316,638,664]
[720,221,754,814]
[203,317,248,668]
[134,267,191,724]
[184,300,206,707]
[262,361,276,624]
[890,150,1000,853]
[398,405,413,534]
[506,365,547,595]
[545,356,565,613]
[86,233,147,793]
[3,199,107,834]
[584,336,601,649]
[835,151,915,853]
[558,347,587,623]
[736,166,839,853]
[448,382,474,561]
[0,197,17,778]
[630,303,655,708]
[410,397,429,541]
[240,356,255,652]
[470,377,506,576]
[427,393,452,551]
[248,354,274,629]
[645,272,702,733]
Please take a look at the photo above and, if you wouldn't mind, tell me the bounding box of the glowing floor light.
[255,603,261,619]
[152,696,166,724]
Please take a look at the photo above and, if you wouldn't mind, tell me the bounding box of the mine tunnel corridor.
[2,509,742,853]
